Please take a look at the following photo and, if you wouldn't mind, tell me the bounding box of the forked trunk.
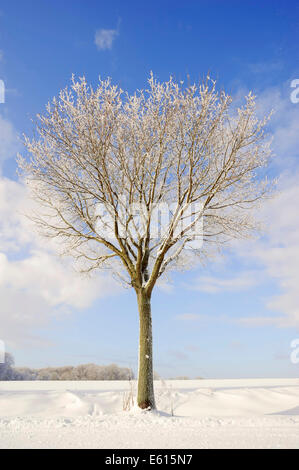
[137,289,156,409]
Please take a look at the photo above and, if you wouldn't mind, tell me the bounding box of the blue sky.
[0,0,299,378]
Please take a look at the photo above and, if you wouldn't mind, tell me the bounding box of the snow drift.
[0,378,298,448]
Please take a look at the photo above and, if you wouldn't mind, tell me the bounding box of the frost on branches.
[18,73,274,409]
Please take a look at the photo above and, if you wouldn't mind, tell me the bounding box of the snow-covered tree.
[19,73,273,409]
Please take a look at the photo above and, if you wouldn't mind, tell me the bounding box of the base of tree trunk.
[138,400,153,410]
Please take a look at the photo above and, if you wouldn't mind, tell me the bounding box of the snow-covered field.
[0,378,298,449]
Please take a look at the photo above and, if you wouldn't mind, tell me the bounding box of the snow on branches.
[18,73,274,293]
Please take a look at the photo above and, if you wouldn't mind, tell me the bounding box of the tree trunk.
[137,289,156,409]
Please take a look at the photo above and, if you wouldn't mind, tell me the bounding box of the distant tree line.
[0,353,134,381]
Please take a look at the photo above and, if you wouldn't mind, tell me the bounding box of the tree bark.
[137,289,156,409]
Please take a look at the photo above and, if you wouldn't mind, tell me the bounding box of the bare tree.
[18,73,273,409]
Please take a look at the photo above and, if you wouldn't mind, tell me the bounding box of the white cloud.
[177,313,209,321]
[197,174,299,329]
[233,172,299,328]
[95,29,118,50]
[190,272,259,293]
[0,116,120,347]
[0,250,115,309]
[0,177,120,346]
[236,316,279,327]
[176,313,229,324]
[255,178,299,327]
[199,81,299,328]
